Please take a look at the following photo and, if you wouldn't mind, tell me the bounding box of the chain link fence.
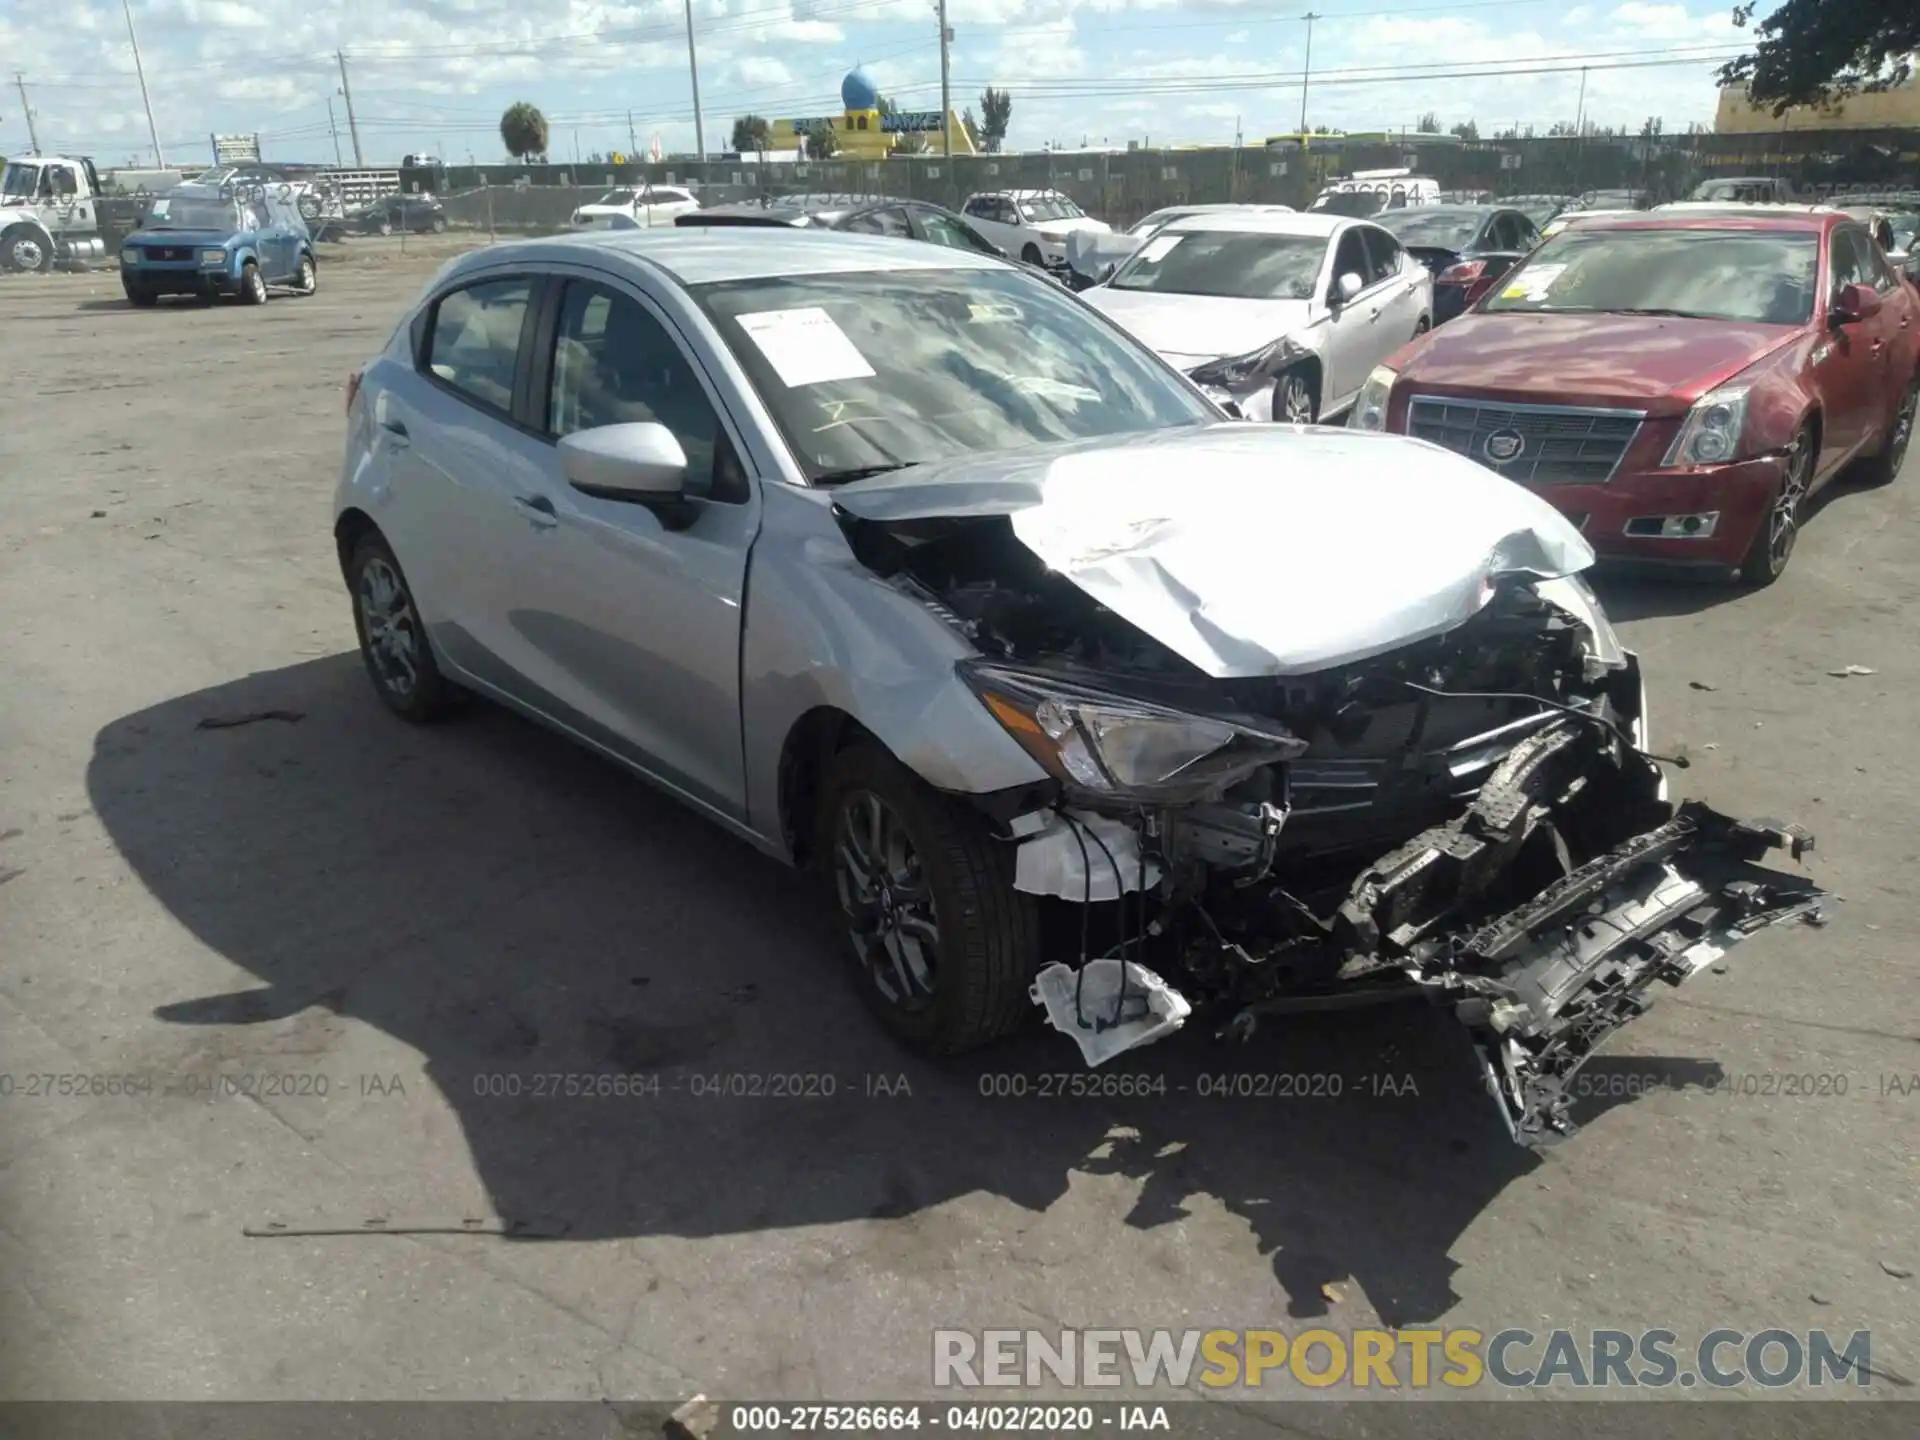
[416,128,1920,236]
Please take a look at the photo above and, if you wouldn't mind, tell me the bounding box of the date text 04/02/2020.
[724,1404,1170,1432]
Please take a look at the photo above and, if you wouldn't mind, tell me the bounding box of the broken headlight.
[1662,384,1750,467]
[1351,363,1397,432]
[1187,336,1305,395]
[960,660,1307,802]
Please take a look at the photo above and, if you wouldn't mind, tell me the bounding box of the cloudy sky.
[1,0,1755,166]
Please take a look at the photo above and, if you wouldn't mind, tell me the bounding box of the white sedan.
[1079,211,1432,424]
[570,184,701,230]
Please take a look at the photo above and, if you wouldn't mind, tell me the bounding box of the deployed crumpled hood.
[1080,289,1312,369]
[833,423,1595,677]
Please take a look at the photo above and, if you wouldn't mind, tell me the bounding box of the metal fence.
[412,128,1920,234]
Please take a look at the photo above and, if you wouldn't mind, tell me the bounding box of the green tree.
[500,102,550,161]
[803,122,839,160]
[730,114,771,156]
[1450,119,1480,141]
[979,86,1012,153]
[1718,0,1920,114]
[1416,111,1441,133]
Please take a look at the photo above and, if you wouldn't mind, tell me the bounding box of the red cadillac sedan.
[1350,211,1920,584]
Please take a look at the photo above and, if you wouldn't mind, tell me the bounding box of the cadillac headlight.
[1188,337,1302,395]
[960,661,1305,803]
[1663,384,1750,467]
[200,249,227,267]
[1352,364,1398,432]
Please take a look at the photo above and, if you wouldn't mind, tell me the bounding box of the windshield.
[1110,230,1326,300]
[694,268,1214,482]
[1484,227,1819,325]
[1,162,40,198]
[1310,189,1387,217]
[144,195,243,232]
[1376,210,1484,248]
[596,189,637,206]
[1514,200,1563,225]
[1019,197,1079,223]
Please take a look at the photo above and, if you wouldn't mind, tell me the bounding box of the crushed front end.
[846,506,1828,1148]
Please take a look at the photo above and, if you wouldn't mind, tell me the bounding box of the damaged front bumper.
[1014,712,1827,1150]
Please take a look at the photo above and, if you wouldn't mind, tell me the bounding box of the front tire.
[1275,366,1320,425]
[346,533,464,722]
[815,741,1040,1055]
[1021,243,1043,265]
[3,226,52,273]
[1738,425,1814,587]
[377,217,394,237]
[238,261,267,306]
[123,282,157,308]
[430,215,448,233]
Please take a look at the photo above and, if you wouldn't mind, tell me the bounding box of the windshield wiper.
[812,462,918,486]
[1608,307,1709,319]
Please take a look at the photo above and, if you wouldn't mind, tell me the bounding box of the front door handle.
[379,418,409,448]
[514,494,559,528]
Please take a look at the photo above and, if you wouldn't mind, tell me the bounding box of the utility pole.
[1574,64,1589,136]
[937,0,953,161]
[1298,12,1320,137]
[120,0,165,165]
[336,51,364,167]
[326,96,343,166]
[13,74,40,153]
[682,0,705,163]
[627,109,638,158]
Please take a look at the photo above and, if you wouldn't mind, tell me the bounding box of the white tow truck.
[0,153,110,271]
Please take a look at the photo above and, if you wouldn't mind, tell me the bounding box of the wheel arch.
[776,706,875,868]
[334,507,383,579]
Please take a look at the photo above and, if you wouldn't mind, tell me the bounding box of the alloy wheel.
[9,236,45,271]
[357,556,422,699]
[1889,381,1919,477]
[1767,431,1814,574]
[1279,373,1315,425]
[296,257,317,294]
[832,789,939,1011]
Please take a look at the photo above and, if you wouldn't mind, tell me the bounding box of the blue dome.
[841,68,879,112]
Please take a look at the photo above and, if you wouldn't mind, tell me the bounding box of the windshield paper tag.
[1502,263,1565,300]
[969,302,1022,323]
[1139,235,1183,263]
[734,307,876,387]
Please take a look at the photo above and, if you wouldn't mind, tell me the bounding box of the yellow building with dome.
[765,68,975,159]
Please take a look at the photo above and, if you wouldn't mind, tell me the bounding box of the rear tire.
[1738,425,1813,587]
[1860,374,1917,487]
[345,532,465,723]
[815,741,1040,1055]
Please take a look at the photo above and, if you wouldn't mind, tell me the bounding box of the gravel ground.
[1,242,1916,1418]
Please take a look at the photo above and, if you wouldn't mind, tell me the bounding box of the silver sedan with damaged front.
[334,226,1826,1149]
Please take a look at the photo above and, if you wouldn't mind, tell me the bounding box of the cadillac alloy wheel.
[1740,427,1813,587]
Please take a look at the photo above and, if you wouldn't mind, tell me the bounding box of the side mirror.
[1333,271,1363,304]
[559,423,697,527]
[1830,281,1883,326]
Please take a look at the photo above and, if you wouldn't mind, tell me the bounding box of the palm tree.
[500,102,550,162]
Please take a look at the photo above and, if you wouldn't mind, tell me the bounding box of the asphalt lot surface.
[1,237,1917,1409]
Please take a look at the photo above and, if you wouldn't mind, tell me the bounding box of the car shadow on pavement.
[85,653,1706,1327]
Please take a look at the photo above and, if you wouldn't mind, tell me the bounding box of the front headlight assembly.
[199,249,227,267]
[960,661,1306,804]
[1351,363,1398,431]
[1662,384,1750,467]
[1187,336,1306,395]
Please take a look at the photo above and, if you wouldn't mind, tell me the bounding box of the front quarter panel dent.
[742,491,1050,856]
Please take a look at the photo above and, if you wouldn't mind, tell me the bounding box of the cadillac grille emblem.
[1483,428,1526,463]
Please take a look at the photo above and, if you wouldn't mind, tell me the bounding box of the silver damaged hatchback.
[335,228,1828,1147]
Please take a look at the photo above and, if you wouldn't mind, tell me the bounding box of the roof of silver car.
[441,226,1005,286]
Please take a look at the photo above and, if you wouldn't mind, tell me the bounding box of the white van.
[1309,168,1440,217]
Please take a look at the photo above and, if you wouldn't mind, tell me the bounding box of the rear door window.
[843,206,912,237]
[424,277,535,416]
